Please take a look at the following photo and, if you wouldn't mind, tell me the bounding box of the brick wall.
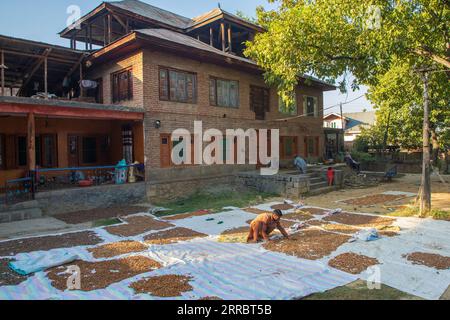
[89,48,327,192]
[86,50,145,110]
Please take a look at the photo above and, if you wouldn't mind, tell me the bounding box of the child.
[327,167,335,186]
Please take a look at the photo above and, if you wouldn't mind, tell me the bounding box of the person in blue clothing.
[293,155,307,174]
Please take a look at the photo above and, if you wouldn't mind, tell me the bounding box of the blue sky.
[0,0,371,113]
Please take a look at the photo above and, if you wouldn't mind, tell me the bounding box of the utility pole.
[419,70,431,215]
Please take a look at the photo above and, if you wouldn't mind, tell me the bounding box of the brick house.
[1,0,335,203]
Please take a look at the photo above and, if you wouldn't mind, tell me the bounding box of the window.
[278,92,297,115]
[305,136,320,157]
[250,86,270,120]
[159,67,197,103]
[37,134,58,168]
[0,134,4,169]
[17,136,27,167]
[280,136,298,159]
[303,96,319,117]
[82,137,97,164]
[112,68,133,103]
[210,77,239,108]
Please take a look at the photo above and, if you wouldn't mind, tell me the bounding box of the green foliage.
[245,0,449,114]
[367,60,449,150]
[154,189,277,216]
[350,151,375,163]
[389,205,450,221]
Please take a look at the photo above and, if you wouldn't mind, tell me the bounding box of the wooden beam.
[17,48,52,96]
[108,14,112,44]
[103,15,107,46]
[111,13,127,31]
[64,55,85,80]
[228,25,233,53]
[89,24,93,50]
[79,63,83,98]
[1,50,5,96]
[1,49,79,65]
[44,57,48,98]
[0,102,144,121]
[27,112,36,171]
[221,22,226,52]
[210,27,214,46]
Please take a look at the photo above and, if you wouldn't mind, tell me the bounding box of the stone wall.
[237,172,310,199]
[36,182,146,216]
[147,175,237,202]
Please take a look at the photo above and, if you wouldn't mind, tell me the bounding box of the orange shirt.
[250,213,280,234]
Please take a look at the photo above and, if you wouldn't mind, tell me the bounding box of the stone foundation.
[147,175,237,202]
[36,182,147,216]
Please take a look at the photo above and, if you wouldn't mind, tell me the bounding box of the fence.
[1,164,144,205]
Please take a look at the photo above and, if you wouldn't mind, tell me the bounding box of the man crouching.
[247,209,290,243]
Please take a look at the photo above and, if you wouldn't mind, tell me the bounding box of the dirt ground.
[302,279,424,300]
[303,174,450,215]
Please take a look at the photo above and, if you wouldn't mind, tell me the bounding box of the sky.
[0,0,372,113]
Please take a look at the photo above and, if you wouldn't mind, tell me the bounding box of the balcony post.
[27,112,36,171]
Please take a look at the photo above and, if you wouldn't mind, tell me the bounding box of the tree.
[367,60,449,152]
[245,0,449,215]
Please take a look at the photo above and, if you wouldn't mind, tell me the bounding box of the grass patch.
[302,280,423,300]
[154,189,278,217]
[388,205,450,221]
[91,218,123,228]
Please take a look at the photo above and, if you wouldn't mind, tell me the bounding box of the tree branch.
[414,47,450,68]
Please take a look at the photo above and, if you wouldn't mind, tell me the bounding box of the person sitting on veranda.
[293,154,308,174]
[344,152,361,173]
[247,209,289,243]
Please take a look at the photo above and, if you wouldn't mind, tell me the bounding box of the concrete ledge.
[35,182,146,215]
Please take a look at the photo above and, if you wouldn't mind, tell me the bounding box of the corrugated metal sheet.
[110,0,192,29]
[136,28,257,65]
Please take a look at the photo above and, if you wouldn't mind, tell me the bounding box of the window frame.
[111,67,133,103]
[0,134,5,170]
[303,95,319,117]
[250,85,270,120]
[280,136,298,160]
[159,66,197,104]
[81,136,98,165]
[16,135,28,168]
[278,92,298,115]
[209,76,240,108]
[37,134,58,168]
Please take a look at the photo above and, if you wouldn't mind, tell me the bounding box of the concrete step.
[307,185,339,196]
[309,181,328,190]
[309,177,324,184]
[0,200,43,224]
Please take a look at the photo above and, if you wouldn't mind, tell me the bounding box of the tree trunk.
[431,127,439,165]
[419,72,431,216]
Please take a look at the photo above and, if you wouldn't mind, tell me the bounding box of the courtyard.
[0,174,448,300]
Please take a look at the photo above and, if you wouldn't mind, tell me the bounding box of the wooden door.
[160,134,171,168]
[68,135,79,167]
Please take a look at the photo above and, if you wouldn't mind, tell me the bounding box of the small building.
[323,111,376,150]
[1,0,336,210]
